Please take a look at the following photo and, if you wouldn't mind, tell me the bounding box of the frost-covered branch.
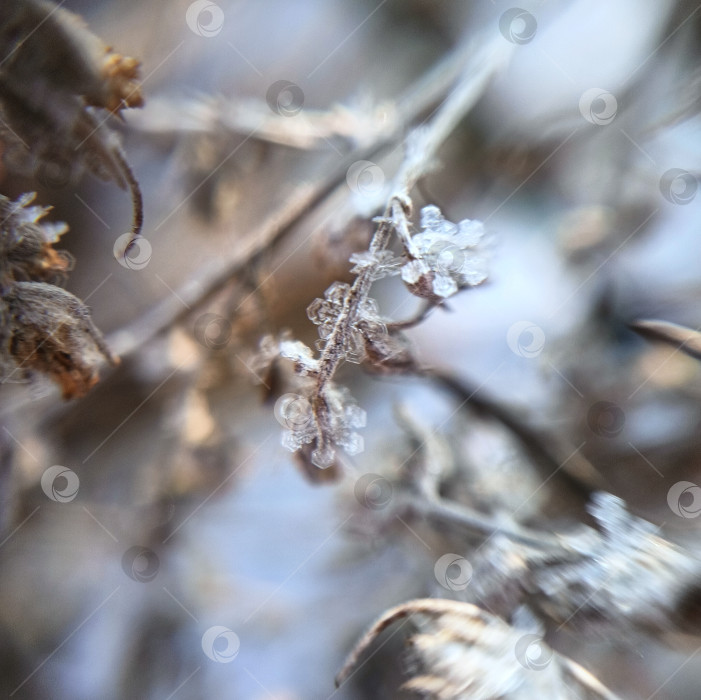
[262,37,512,469]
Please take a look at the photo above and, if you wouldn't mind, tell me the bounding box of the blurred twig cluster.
[3,1,701,699]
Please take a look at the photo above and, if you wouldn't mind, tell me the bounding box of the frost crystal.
[307,282,386,363]
[276,382,367,468]
[349,250,402,280]
[279,338,319,375]
[401,205,487,300]
[530,493,700,633]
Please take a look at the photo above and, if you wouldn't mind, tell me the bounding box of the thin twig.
[425,368,608,498]
[404,493,569,552]
[386,301,435,331]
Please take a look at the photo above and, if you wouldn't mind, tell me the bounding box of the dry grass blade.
[630,319,701,361]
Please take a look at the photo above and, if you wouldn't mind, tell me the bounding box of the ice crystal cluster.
[275,386,367,468]
[306,282,386,363]
[401,205,487,300]
[261,334,367,468]
[348,249,402,280]
[262,202,488,470]
[469,492,700,636]
[531,492,699,633]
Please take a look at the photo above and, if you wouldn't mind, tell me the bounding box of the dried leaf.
[336,599,621,699]
[0,0,144,248]
[0,0,143,113]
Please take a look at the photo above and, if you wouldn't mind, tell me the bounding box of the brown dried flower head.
[0,193,117,398]
[4,281,118,399]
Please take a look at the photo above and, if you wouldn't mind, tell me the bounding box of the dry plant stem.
[131,35,510,150]
[76,109,144,247]
[132,98,386,150]
[562,659,624,700]
[405,493,568,552]
[110,35,512,357]
[308,38,512,452]
[391,197,421,258]
[311,214,397,457]
[386,301,435,331]
[391,37,513,198]
[112,145,144,250]
[392,402,575,552]
[373,359,603,501]
[425,369,608,498]
[390,412,570,551]
[107,181,323,356]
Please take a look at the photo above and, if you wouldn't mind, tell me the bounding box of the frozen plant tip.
[276,384,367,468]
[261,197,488,471]
[263,333,367,469]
